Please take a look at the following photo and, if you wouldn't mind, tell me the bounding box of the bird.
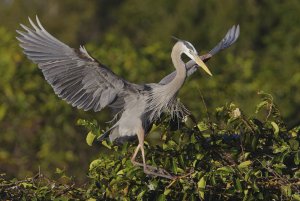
[17,16,239,179]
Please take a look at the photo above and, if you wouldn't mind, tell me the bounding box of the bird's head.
[173,37,213,76]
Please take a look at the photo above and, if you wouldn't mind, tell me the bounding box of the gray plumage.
[17,18,128,112]
[17,16,239,179]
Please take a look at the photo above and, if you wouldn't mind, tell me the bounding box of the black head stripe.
[183,41,197,53]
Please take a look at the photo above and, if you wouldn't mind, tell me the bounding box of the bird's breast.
[116,94,147,136]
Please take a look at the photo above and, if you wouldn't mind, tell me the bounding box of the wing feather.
[209,25,240,56]
[17,16,133,112]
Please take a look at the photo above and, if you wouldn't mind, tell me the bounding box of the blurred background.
[0,0,299,183]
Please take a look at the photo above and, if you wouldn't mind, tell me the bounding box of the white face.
[181,41,212,76]
[183,41,198,54]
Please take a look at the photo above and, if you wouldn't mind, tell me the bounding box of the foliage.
[0,0,300,189]
[1,94,299,200]
[0,172,85,200]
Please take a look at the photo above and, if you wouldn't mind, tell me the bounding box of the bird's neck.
[170,44,186,89]
[147,43,187,122]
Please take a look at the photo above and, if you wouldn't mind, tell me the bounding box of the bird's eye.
[189,49,196,55]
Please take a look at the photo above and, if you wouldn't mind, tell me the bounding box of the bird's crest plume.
[171,36,182,42]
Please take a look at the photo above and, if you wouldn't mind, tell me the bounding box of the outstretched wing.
[159,25,240,85]
[208,24,240,56]
[17,16,133,112]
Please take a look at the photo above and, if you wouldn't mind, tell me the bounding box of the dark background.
[0,0,299,183]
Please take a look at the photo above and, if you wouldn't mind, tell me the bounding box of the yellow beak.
[191,52,213,76]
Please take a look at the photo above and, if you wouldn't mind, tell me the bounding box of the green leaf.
[179,154,185,167]
[211,174,216,185]
[55,167,64,174]
[294,170,300,178]
[197,121,209,131]
[190,195,196,201]
[89,159,102,170]
[198,176,206,199]
[76,118,86,126]
[149,124,158,133]
[163,140,177,150]
[243,152,251,160]
[271,121,279,136]
[86,199,97,201]
[116,169,125,175]
[235,178,243,192]
[245,170,252,181]
[196,153,204,160]
[101,140,112,149]
[86,131,96,146]
[273,163,286,169]
[183,115,195,128]
[281,185,292,197]
[157,194,166,201]
[294,151,300,165]
[217,166,234,173]
[54,197,71,201]
[238,160,252,169]
[20,182,33,188]
[163,188,171,196]
[292,194,300,201]
[253,182,260,192]
[273,145,289,153]
[254,170,262,178]
[172,158,178,174]
[255,100,268,113]
[137,190,146,200]
[258,192,264,200]
[289,139,299,151]
[251,136,258,151]
[190,134,197,143]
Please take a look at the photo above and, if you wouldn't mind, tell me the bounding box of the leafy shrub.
[1,93,299,200]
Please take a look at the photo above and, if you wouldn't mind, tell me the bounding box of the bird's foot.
[131,160,193,180]
[143,165,176,180]
[131,160,175,179]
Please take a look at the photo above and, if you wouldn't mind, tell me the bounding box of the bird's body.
[17,16,239,179]
[109,42,193,142]
[110,93,147,141]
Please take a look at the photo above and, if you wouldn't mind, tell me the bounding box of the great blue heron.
[17,16,239,179]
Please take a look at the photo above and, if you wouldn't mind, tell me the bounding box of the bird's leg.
[140,142,175,179]
[132,128,175,180]
[130,144,143,167]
